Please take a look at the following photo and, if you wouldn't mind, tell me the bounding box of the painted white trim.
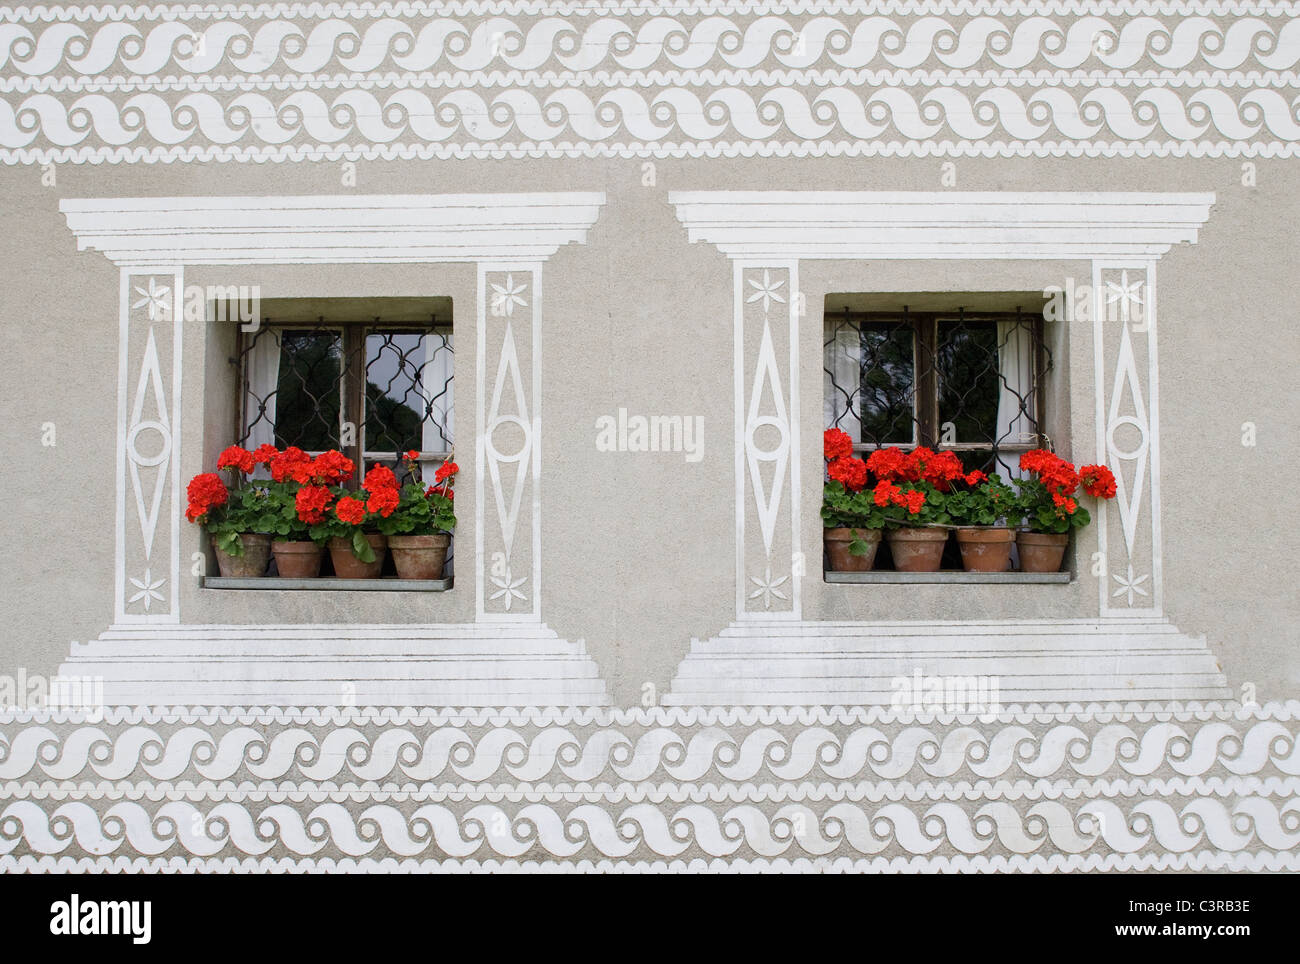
[1147,261,1165,617]
[667,618,1231,704]
[60,194,607,267]
[1094,258,1163,619]
[60,623,610,706]
[113,271,128,624]
[732,262,746,619]
[669,192,1216,261]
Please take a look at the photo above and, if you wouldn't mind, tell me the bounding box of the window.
[235,300,453,483]
[823,299,1050,476]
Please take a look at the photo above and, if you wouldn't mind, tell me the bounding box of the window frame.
[234,315,454,481]
[825,306,1051,465]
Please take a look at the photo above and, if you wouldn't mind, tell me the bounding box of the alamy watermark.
[0,669,105,719]
[890,669,1003,720]
[135,279,263,331]
[595,408,704,463]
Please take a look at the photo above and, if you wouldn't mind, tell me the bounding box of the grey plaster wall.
[0,154,1296,704]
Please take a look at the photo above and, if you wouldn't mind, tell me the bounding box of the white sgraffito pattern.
[0,701,1296,867]
[1,5,1300,160]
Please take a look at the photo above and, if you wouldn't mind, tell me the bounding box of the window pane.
[936,319,1001,445]
[272,329,342,451]
[824,317,915,446]
[364,331,429,457]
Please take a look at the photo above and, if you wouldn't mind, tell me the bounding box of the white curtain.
[995,321,1036,481]
[420,332,454,483]
[243,331,281,478]
[823,324,862,443]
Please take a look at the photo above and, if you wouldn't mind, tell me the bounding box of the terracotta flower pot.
[212,533,271,578]
[824,527,882,572]
[271,540,323,578]
[954,526,1015,573]
[1017,530,1069,573]
[886,527,949,572]
[328,534,388,579]
[388,533,451,580]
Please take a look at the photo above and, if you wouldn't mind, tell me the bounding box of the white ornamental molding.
[1093,260,1162,616]
[1,4,1299,162]
[0,701,1295,868]
[669,191,1217,261]
[116,268,184,624]
[736,262,801,620]
[478,265,542,622]
[60,194,607,267]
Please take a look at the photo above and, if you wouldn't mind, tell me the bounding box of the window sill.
[824,571,1070,585]
[203,576,453,592]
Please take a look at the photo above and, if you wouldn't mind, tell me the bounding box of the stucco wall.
[0,153,1297,703]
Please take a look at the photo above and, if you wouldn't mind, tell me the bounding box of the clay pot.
[824,527,882,572]
[271,540,324,578]
[388,533,451,580]
[328,533,388,579]
[213,533,271,577]
[886,527,949,572]
[1017,530,1069,573]
[954,527,1015,573]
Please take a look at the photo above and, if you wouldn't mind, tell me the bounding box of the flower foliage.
[184,445,456,559]
[822,432,1121,543]
[1016,450,1117,534]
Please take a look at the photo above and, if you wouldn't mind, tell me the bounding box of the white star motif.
[127,569,166,611]
[1105,270,1144,325]
[489,567,528,611]
[748,566,789,610]
[746,270,786,314]
[1111,565,1150,606]
[489,275,528,317]
[131,278,171,321]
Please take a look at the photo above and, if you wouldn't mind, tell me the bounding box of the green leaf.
[351,529,376,563]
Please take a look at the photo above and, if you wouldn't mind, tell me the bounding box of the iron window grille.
[824,306,1051,476]
[234,317,453,482]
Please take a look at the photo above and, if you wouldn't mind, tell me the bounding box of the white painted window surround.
[665,191,1230,704]
[56,193,611,707]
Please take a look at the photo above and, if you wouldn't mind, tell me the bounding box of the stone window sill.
[824,571,1070,585]
[203,577,453,592]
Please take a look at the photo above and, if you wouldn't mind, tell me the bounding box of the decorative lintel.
[60,193,607,267]
[669,191,1215,262]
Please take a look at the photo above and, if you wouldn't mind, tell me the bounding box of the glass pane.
[364,331,427,457]
[823,316,916,447]
[273,329,342,451]
[857,322,916,446]
[936,319,1000,445]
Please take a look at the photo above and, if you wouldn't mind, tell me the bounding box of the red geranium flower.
[873,480,898,507]
[362,464,398,494]
[334,495,367,525]
[251,443,279,465]
[866,447,907,482]
[366,485,400,518]
[434,461,459,484]
[823,428,854,461]
[217,445,257,475]
[185,472,228,523]
[890,488,926,514]
[827,456,869,492]
[965,470,987,487]
[294,484,331,525]
[312,449,354,485]
[403,450,421,462]
[1079,464,1117,500]
[271,446,312,483]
